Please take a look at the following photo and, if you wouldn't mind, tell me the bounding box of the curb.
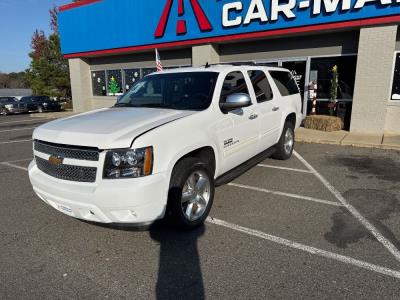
[296,137,400,151]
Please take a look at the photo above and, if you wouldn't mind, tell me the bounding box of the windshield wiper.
[113,103,134,107]
[133,104,174,109]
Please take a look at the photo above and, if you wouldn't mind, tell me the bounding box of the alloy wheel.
[181,170,211,221]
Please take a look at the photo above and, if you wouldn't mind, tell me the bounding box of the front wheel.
[37,106,44,113]
[167,158,215,229]
[273,121,295,160]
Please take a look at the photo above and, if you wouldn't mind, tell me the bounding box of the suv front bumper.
[28,160,169,225]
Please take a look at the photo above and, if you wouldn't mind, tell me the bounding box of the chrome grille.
[35,156,97,183]
[34,140,99,161]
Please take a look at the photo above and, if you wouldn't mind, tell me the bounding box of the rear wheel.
[38,106,44,113]
[273,121,295,160]
[167,158,214,229]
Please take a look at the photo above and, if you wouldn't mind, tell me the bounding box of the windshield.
[0,97,16,103]
[32,96,50,102]
[115,72,218,110]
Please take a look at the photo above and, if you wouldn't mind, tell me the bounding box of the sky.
[0,0,68,73]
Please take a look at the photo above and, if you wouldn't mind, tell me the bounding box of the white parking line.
[0,127,36,133]
[294,150,400,263]
[1,162,28,171]
[228,182,342,207]
[207,217,400,280]
[1,158,32,164]
[257,164,311,173]
[0,119,47,125]
[0,139,32,145]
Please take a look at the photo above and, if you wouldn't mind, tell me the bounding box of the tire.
[38,106,43,113]
[166,157,215,229]
[273,121,295,160]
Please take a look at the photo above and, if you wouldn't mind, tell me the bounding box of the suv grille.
[35,156,97,183]
[34,140,99,161]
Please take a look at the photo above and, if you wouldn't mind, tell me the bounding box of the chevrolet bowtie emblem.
[48,155,63,166]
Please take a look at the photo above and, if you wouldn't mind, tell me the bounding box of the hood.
[33,107,196,149]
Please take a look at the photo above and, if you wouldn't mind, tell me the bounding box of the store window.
[91,71,107,96]
[248,70,273,103]
[124,69,141,91]
[310,56,357,100]
[391,52,400,100]
[269,71,299,96]
[106,70,123,96]
[220,71,249,103]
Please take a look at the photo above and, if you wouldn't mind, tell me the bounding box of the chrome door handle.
[249,113,258,120]
[272,107,280,112]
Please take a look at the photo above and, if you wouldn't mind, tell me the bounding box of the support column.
[350,25,397,134]
[192,44,220,67]
[68,58,91,113]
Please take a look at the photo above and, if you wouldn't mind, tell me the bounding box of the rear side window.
[269,71,299,96]
[248,70,273,103]
[220,71,249,103]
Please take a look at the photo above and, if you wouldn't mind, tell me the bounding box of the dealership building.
[59,0,400,134]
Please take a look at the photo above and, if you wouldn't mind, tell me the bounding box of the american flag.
[155,48,163,72]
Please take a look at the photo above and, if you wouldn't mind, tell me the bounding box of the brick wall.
[351,25,398,134]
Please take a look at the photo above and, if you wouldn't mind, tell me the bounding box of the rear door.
[215,70,260,174]
[247,70,281,152]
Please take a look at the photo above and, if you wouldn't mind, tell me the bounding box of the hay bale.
[304,115,343,132]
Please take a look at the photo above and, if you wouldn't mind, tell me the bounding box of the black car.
[0,97,29,115]
[20,96,61,113]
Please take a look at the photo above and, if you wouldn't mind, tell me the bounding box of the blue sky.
[0,0,68,73]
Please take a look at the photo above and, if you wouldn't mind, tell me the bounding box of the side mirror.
[220,93,252,113]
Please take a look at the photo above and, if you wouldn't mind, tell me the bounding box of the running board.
[215,147,276,187]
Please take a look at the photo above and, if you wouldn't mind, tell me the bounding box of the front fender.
[132,111,221,180]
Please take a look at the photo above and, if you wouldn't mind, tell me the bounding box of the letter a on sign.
[155,0,213,38]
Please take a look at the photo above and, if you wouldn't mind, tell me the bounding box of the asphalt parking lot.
[0,114,400,299]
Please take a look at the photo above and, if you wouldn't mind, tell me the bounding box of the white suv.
[29,65,302,228]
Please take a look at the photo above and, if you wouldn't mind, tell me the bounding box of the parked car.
[0,97,29,115]
[54,97,71,110]
[29,65,302,229]
[20,96,61,113]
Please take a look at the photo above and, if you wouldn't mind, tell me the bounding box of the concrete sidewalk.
[296,127,400,151]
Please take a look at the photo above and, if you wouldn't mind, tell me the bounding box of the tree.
[25,7,71,98]
[108,77,120,95]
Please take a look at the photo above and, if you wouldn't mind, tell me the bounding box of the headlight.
[103,147,153,179]
[5,104,13,109]
[42,102,48,106]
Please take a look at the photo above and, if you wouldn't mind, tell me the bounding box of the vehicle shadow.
[149,222,206,300]
[80,220,206,299]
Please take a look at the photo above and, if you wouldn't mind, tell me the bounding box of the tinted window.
[124,69,141,91]
[20,97,30,103]
[116,72,218,111]
[107,70,123,96]
[0,97,16,103]
[220,71,249,103]
[269,71,299,96]
[391,53,400,100]
[248,70,273,103]
[32,96,50,102]
[92,71,106,96]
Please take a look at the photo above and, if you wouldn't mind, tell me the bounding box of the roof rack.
[203,62,282,68]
